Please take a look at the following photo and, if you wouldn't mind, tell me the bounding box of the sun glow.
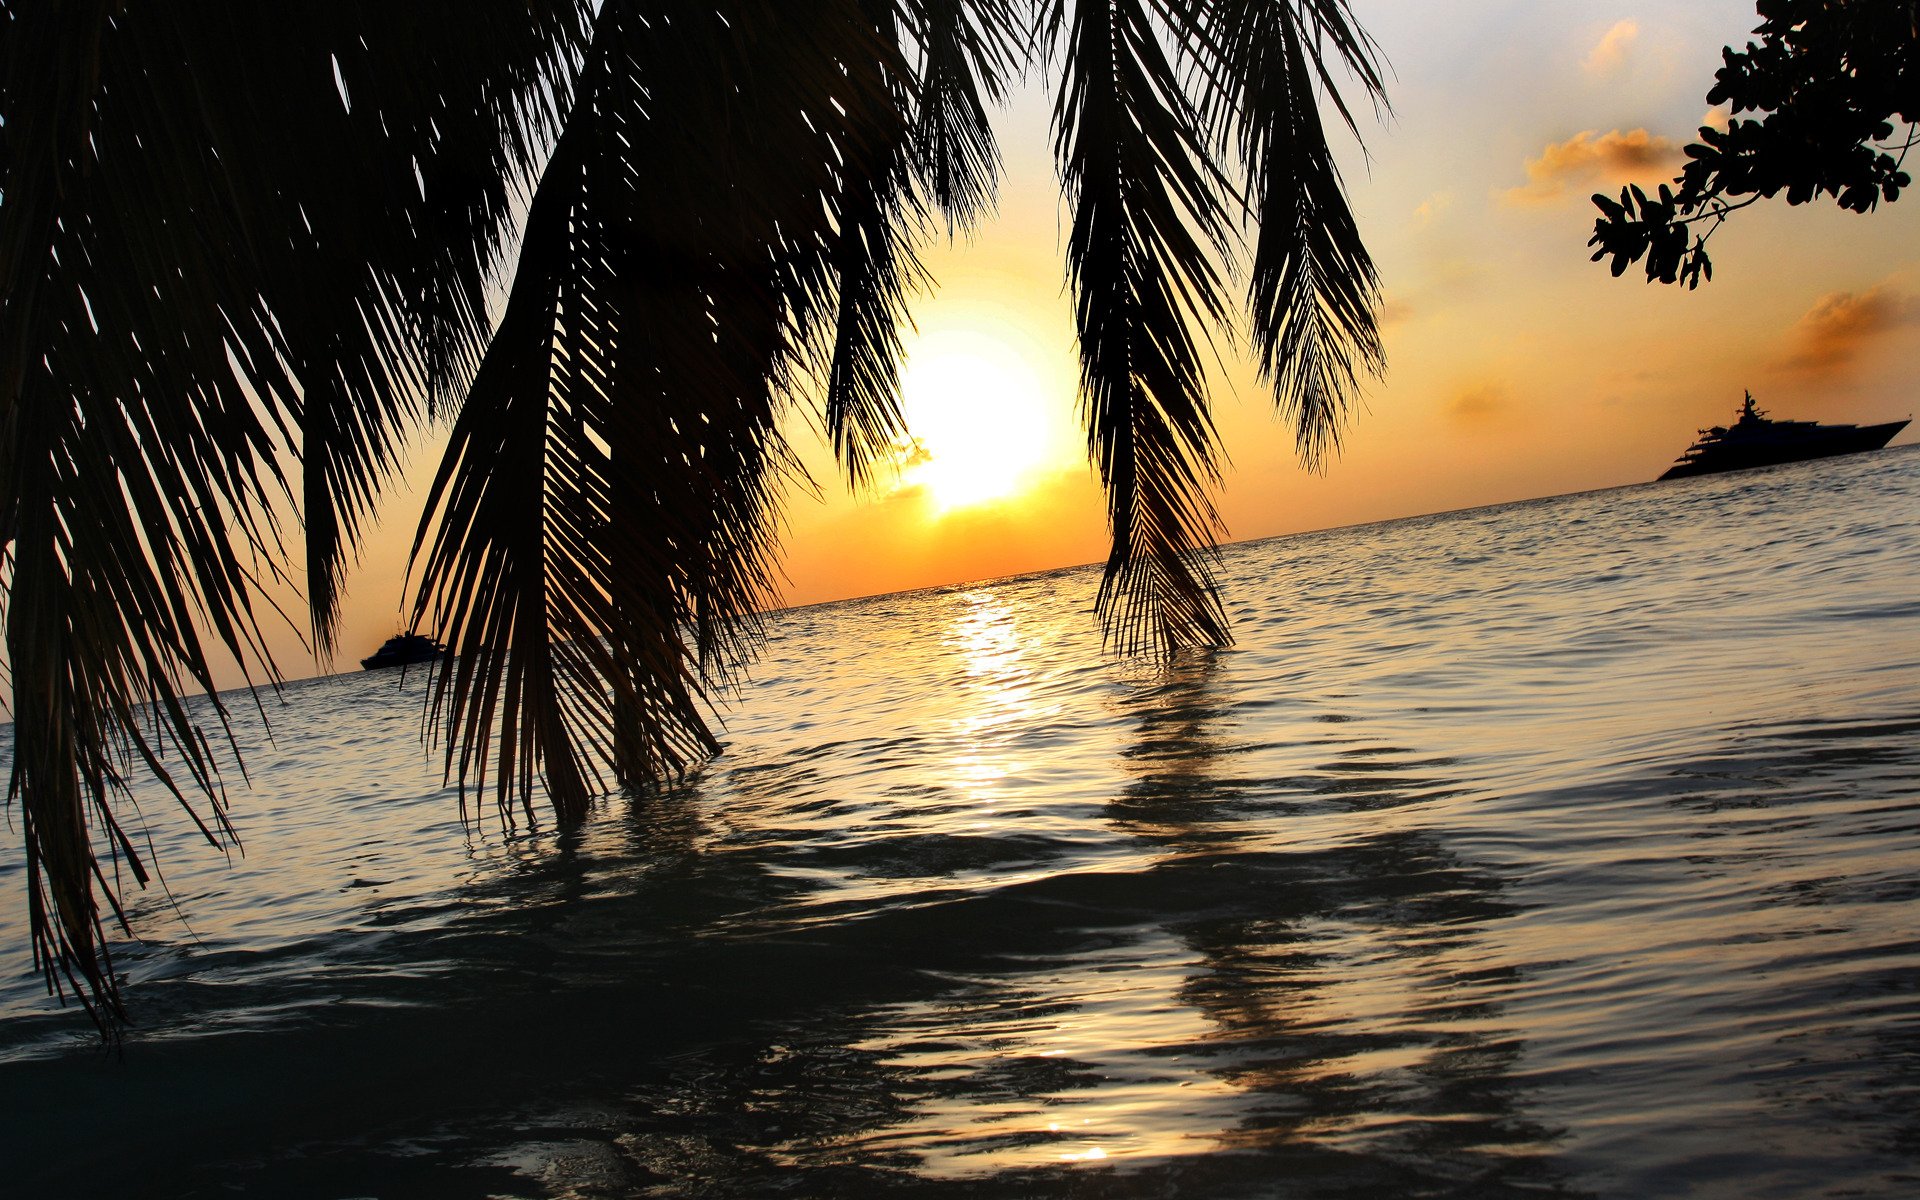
[895,329,1070,513]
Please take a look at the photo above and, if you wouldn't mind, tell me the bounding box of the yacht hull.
[1659,418,1908,481]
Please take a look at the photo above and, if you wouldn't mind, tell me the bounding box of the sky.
[313,0,1920,682]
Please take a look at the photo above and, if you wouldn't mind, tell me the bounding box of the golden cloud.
[1412,191,1453,226]
[1447,382,1510,425]
[1504,128,1682,206]
[1583,20,1640,77]
[1777,285,1920,376]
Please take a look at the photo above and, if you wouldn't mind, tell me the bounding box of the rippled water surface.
[4,449,1919,1198]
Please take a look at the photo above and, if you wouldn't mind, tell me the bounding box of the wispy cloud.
[1412,191,1454,227]
[1777,285,1920,376]
[1383,259,1487,331]
[1503,128,1682,206]
[1447,381,1511,425]
[1584,20,1640,77]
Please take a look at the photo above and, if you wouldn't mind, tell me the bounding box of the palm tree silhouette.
[0,1,1385,1027]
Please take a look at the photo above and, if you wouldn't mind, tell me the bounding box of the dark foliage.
[1591,0,1919,287]
[0,1,1386,1030]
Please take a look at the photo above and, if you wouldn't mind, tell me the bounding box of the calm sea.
[3,448,1918,1198]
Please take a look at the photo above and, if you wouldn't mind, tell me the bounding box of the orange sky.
[306,2,1920,683]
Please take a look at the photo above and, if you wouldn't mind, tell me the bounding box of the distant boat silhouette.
[360,632,446,670]
[1659,392,1909,481]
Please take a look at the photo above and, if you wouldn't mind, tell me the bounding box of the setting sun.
[895,328,1072,513]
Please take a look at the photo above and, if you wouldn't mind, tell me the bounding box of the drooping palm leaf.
[825,0,932,489]
[1190,0,1388,466]
[0,0,589,1025]
[1050,0,1236,656]
[905,0,1025,229]
[410,0,929,813]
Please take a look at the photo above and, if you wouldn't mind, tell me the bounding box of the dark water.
[3,449,1918,1198]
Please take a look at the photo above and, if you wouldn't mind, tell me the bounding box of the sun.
[895,329,1069,513]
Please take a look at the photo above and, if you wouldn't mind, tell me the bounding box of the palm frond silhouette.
[0,0,1384,1028]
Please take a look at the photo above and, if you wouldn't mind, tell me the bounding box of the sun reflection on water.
[840,926,1255,1175]
[940,588,1052,821]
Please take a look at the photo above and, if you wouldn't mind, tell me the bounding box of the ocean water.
[2,448,1918,1199]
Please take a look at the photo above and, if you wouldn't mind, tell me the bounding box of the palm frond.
[411,0,925,811]
[1204,0,1388,467]
[904,0,1026,229]
[0,0,589,1025]
[825,0,930,489]
[1051,0,1234,656]
[824,171,922,490]
[409,130,626,820]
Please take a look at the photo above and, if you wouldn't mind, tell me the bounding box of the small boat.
[360,631,447,670]
[1659,391,1909,481]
